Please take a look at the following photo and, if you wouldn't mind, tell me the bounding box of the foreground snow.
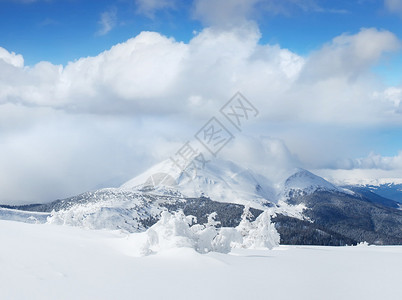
[1,220,401,300]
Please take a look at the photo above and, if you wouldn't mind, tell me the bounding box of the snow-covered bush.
[137,207,280,255]
[356,241,370,247]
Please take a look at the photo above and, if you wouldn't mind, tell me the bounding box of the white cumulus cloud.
[0,47,24,67]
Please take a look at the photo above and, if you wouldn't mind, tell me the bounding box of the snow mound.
[133,207,280,256]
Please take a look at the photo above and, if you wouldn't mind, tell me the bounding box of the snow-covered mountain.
[3,157,402,245]
[121,158,344,207]
[281,168,343,198]
[1,158,345,229]
[121,158,277,208]
[319,174,402,204]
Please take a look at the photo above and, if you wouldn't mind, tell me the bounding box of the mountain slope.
[342,182,402,204]
[343,186,401,209]
[284,190,402,245]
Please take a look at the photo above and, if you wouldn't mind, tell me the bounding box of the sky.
[1,0,402,204]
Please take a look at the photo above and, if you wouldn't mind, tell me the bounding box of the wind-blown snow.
[1,219,401,300]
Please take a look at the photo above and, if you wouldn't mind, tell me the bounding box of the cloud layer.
[1,26,400,123]
[1,25,402,204]
[336,151,402,170]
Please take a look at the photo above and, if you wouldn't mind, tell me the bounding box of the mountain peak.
[121,158,277,208]
[282,168,341,196]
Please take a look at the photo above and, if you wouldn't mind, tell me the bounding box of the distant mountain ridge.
[342,182,402,204]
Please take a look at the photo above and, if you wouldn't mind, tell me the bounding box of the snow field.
[1,220,401,300]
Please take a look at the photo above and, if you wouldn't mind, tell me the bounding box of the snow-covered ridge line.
[330,177,402,187]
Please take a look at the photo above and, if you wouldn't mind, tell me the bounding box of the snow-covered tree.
[236,203,254,238]
[242,210,280,249]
